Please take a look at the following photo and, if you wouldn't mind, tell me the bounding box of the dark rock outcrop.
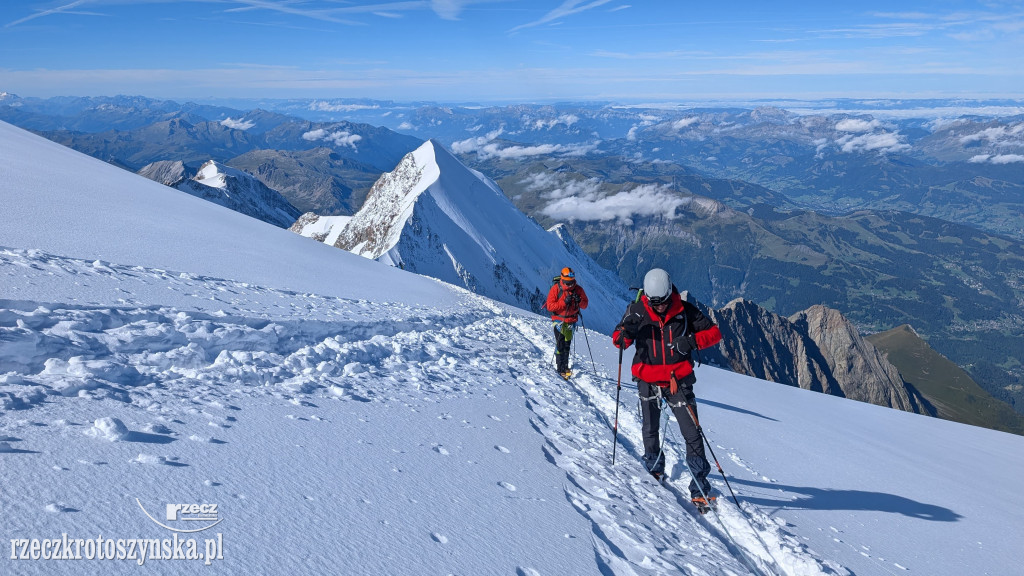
[698,296,925,414]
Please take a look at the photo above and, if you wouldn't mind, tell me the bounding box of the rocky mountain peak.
[702,298,925,413]
[789,305,919,412]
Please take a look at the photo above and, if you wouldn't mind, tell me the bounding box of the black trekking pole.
[577,312,599,375]
[681,397,741,508]
[611,345,623,464]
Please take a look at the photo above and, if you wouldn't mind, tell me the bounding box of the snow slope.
[3,119,1024,576]
[333,139,628,334]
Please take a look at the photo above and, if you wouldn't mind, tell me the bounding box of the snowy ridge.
[175,160,301,228]
[335,139,629,333]
[138,158,301,229]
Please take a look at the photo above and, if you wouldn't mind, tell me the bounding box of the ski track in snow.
[1,247,846,575]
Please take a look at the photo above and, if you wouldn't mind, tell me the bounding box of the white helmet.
[643,268,672,305]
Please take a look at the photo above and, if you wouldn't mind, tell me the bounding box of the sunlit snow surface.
[3,120,1024,575]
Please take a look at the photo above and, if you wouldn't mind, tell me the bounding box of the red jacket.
[545,280,588,323]
[612,289,721,385]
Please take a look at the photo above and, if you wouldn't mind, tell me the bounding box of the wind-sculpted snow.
[2,246,841,575]
[4,246,1024,576]
[0,248,487,411]
[0,300,494,408]
[2,243,839,569]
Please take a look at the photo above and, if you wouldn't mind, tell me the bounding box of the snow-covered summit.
[194,159,237,188]
[333,139,629,333]
[138,158,301,229]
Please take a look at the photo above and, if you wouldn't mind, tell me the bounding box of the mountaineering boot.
[691,496,716,515]
[560,370,572,380]
[642,452,665,482]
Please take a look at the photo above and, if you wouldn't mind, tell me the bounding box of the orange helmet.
[560,267,575,282]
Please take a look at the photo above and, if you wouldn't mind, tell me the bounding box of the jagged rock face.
[333,146,426,259]
[705,298,842,396]
[137,160,189,186]
[700,297,922,413]
[790,305,918,412]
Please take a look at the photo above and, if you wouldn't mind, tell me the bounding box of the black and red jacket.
[612,288,722,385]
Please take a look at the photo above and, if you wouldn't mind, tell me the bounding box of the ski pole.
[612,345,623,464]
[681,397,741,508]
[577,312,598,375]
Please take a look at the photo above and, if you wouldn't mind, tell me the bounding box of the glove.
[566,292,581,307]
[674,332,699,355]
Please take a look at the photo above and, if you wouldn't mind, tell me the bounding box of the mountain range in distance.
[3,93,1022,430]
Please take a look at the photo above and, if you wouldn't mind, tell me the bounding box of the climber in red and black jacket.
[545,266,588,379]
[612,268,722,507]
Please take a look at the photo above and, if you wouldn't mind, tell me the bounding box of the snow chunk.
[84,417,129,441]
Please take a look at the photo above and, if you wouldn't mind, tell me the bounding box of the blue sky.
[1,0,1023,102]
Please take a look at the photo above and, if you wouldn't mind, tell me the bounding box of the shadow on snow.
[731,478,962,521]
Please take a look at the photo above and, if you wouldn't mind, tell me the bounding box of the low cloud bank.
[302,129,362,150]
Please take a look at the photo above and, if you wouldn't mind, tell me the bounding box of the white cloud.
[430,0,478,20]
[518,171,561,193]
[5,0,90,28]
[835,132,910,154]
[959,123,1024,144]
[813,137,829,159]
[991,154,1024,164]
[532,114,580,130]
[541,178,603,200]
[509,0,615,32]
[835,118,881,133]
[540,183,686,225]
[309,101,379,112]
[302,128,363,150]
[452,127,596,160]
[671,117,699,131]
[926,118,967,132]
[973,154,1024,164]
[626,126,638,141]
[220,117,255,130]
